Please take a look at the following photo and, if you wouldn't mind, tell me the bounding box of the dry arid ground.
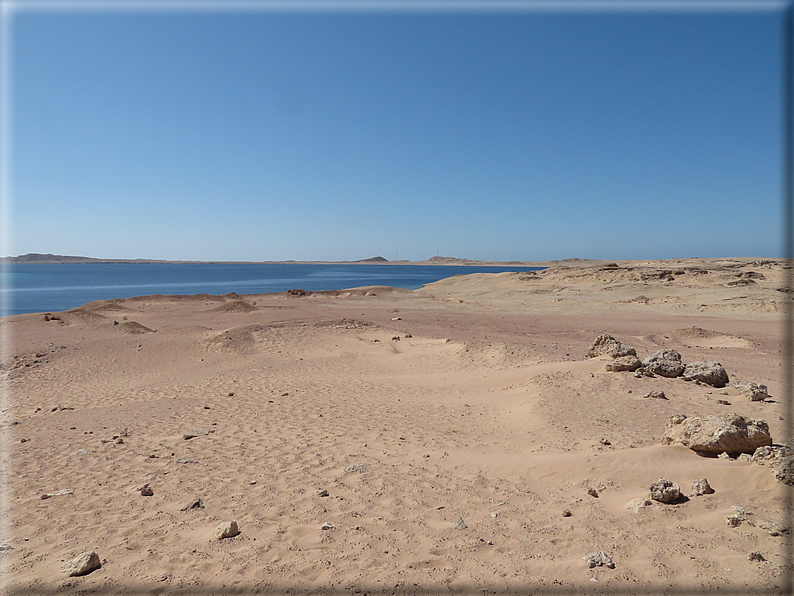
[2,257,791,595]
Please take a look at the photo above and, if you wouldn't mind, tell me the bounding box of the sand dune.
[2,258,789,593]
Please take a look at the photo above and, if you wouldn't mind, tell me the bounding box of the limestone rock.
[681,361,729,388]
[588,335,637,359]
[690,478,714,497]
[649,478,680,503]
[583,551,615,569]
[661,413,772,454]
[740,382,769,402]
[605,355,642,372]
[626,498,653,512]
[642,350,684,378]
[60,551,101,576]
[214,521,239,540]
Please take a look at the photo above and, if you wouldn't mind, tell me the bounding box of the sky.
[2,1,788,262]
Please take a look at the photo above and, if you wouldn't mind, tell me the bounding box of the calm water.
[0,263,543,316]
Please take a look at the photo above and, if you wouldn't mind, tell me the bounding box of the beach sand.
[2,257,790,594]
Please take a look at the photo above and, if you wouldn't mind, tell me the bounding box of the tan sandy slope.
[1,258,790,594]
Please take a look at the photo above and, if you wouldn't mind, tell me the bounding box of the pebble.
[140,486,154,497]
[41,489,73,500]
[317,489,329,497]
[587,487,599,498]
[180,498,204,511]
[562,509,572,517]
[583,551,615,569]
[748,551,765,562]
[176,458,198,464]
[321,521,334,530]
[249,480,257,485]
[344,464,367,474]
[453,517,467,530]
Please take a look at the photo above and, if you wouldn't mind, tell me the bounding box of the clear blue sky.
[4,1,787,261]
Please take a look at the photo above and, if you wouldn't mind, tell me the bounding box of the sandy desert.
[2,257,792,594]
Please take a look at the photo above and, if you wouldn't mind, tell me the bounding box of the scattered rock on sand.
[140,486,154,497]
[661,413,772,454]
[344,464,367,473]
[180,498,204,511]
[562,509,572,517]
[587,487,599,498]
[642,350,685,378]
[214,521,239,540]
[681,361,729,387]
[605,355,642,372]
[321,521,334,530]
[689,478,714,497]
[588,334,637,359]
[736,382,769,401]
[41,489,73,500]
[60,551,101,576]
[453,517,468,530]
[643,390,667,400]
[649,479,680,503]
[726,515,744,527]
[317,489,329,497]
[626,498,653,512]
[583,551,615,569]
[748,551,766,562]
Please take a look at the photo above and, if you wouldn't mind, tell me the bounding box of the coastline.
[4,256,790,593]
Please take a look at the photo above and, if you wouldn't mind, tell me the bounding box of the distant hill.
[356,256,389,263]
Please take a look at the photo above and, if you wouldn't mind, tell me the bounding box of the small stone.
[726,514,744,527]
[490,511,498,518]
[643,391,667,400]
[583,551,615,569]
[344,464,367,473]
[183,433,197,440]
[649,479,680,503]
[626,498,653,512]
[60,551,101,576]
[176,458,198,464]
[562,509,572,517]
[748,551,765,562]
[140,486,154,496]
[599,438,611,446]
[321,521,334,530]
[689,478,714,497]
[41,489,74,500]
[718,452,731,460]
[717,399,731,405]
[587,487,599,498]
[249,480,257,485]
[317,489,329,497]
[453,517,467,530]
[180,498,204,511]
[214,521,239,540]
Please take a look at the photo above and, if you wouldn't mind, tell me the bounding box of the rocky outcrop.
[588,335,637,359]
[752,443,794,486]
[661,413,772,454]
[681,361,729,387]
[649,478,680,503]
[642,350,684,378]
[605,355,642,372]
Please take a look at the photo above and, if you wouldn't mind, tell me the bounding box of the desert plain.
[2,257,792,595]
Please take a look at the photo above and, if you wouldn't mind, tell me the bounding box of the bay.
[0,262,543,316]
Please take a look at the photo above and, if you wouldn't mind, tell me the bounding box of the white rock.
[214,521,239,540]
[60,551,101,576]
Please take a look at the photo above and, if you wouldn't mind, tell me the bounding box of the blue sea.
[0,263,544,316]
